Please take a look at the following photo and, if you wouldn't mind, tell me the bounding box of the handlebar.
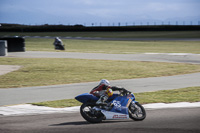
[119,89,132,96]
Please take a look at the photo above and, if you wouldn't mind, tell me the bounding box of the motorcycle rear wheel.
[129,102,146,121]
[80,103,104,123]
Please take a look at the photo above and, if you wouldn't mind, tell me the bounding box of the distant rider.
[53,37,65,50]
[90,79,127,105]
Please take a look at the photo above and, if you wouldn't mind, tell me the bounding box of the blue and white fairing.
[97,94,135,120]
[75,93,136,120]
[75,93,98,103]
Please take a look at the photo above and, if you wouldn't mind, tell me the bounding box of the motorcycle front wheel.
[80,103,104,123]
[129,102,146,121]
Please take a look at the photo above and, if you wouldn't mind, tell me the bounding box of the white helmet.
[99,79,110,86]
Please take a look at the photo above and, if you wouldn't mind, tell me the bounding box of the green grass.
[31,86,200,108]
[135,86,200,104]
[32,99,82,108]
[1,58,200,88]
[1,31,200,54]
[25,38,200,54]
[1,31,200,38]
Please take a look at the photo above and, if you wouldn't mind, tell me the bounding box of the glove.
[121,88,127,92]
[121,88,131,94]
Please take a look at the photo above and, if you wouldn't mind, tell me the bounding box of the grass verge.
[31,86,200,108]
[1,58,200,88]
[135,86,200,104]
[25,38,200,54]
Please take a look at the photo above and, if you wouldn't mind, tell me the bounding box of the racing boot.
[96,95,108,106]
[104,103,114,111]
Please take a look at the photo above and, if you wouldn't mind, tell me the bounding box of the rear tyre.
[129,102,146,121]
[80,103,104,123]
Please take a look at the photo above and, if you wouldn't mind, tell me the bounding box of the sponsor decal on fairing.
[101,110,129,120]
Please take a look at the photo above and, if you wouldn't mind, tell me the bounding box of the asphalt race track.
[1,72,200,106]
[25,35,200,41]
[0,108,200,133]
[7,51,200,64]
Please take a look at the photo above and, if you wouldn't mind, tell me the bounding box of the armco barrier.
[0,40,7,56]
[0,36,25,52]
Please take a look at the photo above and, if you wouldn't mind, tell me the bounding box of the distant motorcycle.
[53,37,65,50]
[75,89,146,123]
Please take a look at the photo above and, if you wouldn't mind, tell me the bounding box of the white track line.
[144,53,200,56]
[1,102,200,116]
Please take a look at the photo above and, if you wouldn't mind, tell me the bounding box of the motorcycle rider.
[90,79,127,105]
[53,37,65,50]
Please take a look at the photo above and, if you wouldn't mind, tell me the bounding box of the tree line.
[0,23,200,32]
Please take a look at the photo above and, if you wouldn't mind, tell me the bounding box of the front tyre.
[80,103,104,123]
[129,102,146,121]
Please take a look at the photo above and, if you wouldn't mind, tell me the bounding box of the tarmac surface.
[1,72,200,106]
[7,51,200,64]
[24,35,200,41]
[0,108,199,133]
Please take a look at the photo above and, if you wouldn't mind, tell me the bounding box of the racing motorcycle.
[75,89,146,123]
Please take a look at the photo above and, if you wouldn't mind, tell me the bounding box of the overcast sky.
[0,0,200,26]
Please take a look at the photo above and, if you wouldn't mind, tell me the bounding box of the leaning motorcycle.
[75,89,146,123]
